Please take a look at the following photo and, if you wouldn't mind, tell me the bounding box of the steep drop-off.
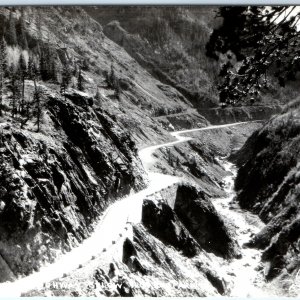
[233,102,300,293]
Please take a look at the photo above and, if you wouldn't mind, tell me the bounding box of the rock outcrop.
[233,106,300,281]
[141,182,240,263]
[174,184,240,259]
[142,199,201,258]
[0,92,146,281]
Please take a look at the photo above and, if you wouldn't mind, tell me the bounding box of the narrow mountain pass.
[0,121,266,296]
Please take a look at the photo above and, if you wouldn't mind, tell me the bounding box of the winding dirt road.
[0,121,261,296]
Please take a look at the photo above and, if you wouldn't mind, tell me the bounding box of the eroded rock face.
[174,184,240,259]
[142,199,201,258]
[0,253,16,282]
[122,238,148,275]
[233,109,300,280]
[64,89,94,107]
[262,218,300,280]
[194,261,227,295]
[0,93,147,281]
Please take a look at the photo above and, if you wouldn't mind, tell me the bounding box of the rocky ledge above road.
[0,90,147,282]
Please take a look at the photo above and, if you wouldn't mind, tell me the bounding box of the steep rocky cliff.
[142,183,241,260]
[142,197,201,258]
[0,6,210,147]
[233,102,300,292]
[174,184,240,259]
[21,120,264,297]
[0,90,147,281]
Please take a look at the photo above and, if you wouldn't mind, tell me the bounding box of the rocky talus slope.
[232,104,300,294]
[0,90,147,281]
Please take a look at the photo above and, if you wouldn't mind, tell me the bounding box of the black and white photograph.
[0,3,299,297]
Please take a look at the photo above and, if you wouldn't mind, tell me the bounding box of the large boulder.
[142,199,200,257]
[174,184,240,259]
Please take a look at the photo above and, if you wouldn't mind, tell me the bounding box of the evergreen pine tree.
[6,11,17,46]
[108,64,115,88]
[18,52,27,114]
[19,52,27,73]
[106,64,121,99]
[50,58,58,83]
[33,78,42,132]
[20,100,31,129]
[77,67,84,91]
[49,49,58,82]
[0,37,7,117]
[114,79,121,100]
[27,54,35,80]
[95,88,101,101]
[82,58,89,71]
[8,72,21,119]
[18,9,28,50]
[32,63,43,132]
[39,46,48,81]
[60,61,71,98]
[39,45,58,82]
